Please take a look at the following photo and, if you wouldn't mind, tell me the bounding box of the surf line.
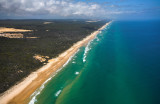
[83,21,112,63]
[0,21,112,104]
[28,49,80,104]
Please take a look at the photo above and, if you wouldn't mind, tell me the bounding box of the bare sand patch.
[0,27,32,33]
[43,22,53,24]
[33,54,49,62]
[0,27,32,38]
[26,37,38,39]
[0,33,23,38]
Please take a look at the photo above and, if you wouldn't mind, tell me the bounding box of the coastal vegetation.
[0,19,108,93]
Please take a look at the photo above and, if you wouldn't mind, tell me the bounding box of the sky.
[0,0,160,20]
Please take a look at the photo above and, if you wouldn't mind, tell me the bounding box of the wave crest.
[83,41,92,62]
[55,90,62,97]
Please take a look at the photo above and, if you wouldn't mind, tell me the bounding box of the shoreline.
[0,21,111,104]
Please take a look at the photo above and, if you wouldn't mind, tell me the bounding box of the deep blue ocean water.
[29,21,160,104]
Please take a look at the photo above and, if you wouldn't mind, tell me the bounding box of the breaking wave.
[96,37,100,41]
[82,23,111,63]
[83,40,92,62]
[75,72,79,75]
[28,49,79,104]
[72,61,76,64]
[55,90,62,97]
[29,77,53,104]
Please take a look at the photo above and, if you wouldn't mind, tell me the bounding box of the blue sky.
[0,0,159,20]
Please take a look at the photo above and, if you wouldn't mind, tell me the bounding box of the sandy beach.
[0,21,111,104]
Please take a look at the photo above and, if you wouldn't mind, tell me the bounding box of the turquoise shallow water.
[29,21,160,104]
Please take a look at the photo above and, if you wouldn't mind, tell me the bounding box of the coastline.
[0,21,111,104]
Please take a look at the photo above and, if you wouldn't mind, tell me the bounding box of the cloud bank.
[0,0,158,19]
[0,0,106,18]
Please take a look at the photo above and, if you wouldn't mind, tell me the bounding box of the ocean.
[29,20,160,104]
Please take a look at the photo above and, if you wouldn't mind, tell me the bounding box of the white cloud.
[0,0,106,18]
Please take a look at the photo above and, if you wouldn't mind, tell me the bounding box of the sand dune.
[0,27,32,38]
[0,27,32,33]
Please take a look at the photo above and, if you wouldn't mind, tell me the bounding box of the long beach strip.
[0,21,111,104]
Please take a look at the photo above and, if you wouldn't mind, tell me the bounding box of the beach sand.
[0,21,111,104]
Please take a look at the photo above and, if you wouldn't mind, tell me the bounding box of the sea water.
[29,20,160,104]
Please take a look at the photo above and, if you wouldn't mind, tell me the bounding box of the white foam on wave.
[63,49,79,67]
[75,72,79,75]
[29,76,53,104]
[28,49,80,104]
[55,90,62,97]
[83,40,92,62]
[96,36,100,41]
[72,61,76,64]
[82,22,112,63]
